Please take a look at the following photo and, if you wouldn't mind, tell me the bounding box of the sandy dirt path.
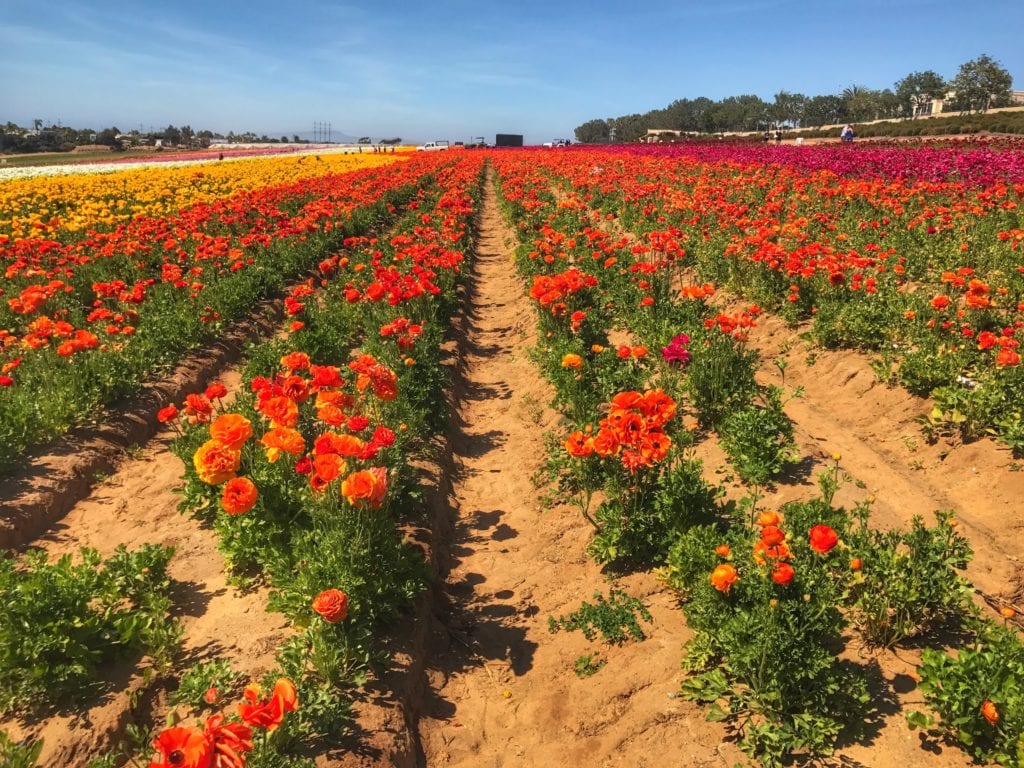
[415,171,742,767]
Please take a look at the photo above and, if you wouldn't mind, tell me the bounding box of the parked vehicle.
[416,141,450,151]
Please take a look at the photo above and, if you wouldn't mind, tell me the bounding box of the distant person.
[774,129,782,145]
[218,152,224,161]
[763,130,771,143]
[841,124,854,143]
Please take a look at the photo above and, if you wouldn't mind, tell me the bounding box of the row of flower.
[594,136,1024,186]
[0,154,458,475]
[0,154,485,767]
[508,147,1024,451]
[491,153,1024,768]
[0,151,403,241]
[146,154,483,767]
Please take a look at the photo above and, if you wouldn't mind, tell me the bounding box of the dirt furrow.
[416,172,735,767]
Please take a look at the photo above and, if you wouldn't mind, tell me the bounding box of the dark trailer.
[494,134,524,147]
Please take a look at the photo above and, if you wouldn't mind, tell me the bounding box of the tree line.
[575,54,1015,143]
[0,123,316,155]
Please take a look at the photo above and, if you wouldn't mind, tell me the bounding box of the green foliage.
[847,510,973,647]
[910,619,1024,767]
[684,332,758,425]
[0,733,42,768]
[548,589,652,644]
[169,659,244,711]
[0,544,179,714]
[719,386,797,485]
[587,457,718,567]
[668,496,870,767]
[573,653,607,678]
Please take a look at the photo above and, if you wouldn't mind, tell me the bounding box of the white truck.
[416,141,450,152]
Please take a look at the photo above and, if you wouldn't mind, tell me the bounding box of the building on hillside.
[924,89,1024,115]
[643,129,683,143]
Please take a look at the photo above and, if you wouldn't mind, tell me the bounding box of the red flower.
[157,405,179,423]
[809,525,839,554]
[771,562,795,585]
[238,679,298,732]
[149,726,212,768]
[312,588,349,623]
[203,714,252,768]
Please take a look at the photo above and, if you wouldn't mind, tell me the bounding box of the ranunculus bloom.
[341,469,379,507]
[209,413,252,450]
[715,544,730,557]
[756,511,781,527]
[149,725,213,768]
[221,477,258,515]
[203,714,252,768]
[561,353,584,369]
[710,563,739,593]
[238,678,298,732]
[565,430,594,457]
[981,699,999,726]
[311,453,346,489]
[809,525,839,554]
[260,395,299,428]
[261,427,305,463]
[995,348,1021,368]
[760,525,786,547]
[771,562,795,585]
[280,351,311,371]
[157,405,179,423]
[193,440,241,485]
[204,382,228,400]
[184,393,214,422]
[312,588,349,623]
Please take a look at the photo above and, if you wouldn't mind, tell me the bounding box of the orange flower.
[591,428,620,457]
[1000,606,1016,619]
[314,432,364,457]
[809,525,839,554]
[221,477,258,515]
[561,353,583,369]
[238,679,298,732]
[710,564,739,593]
[260,427,305,463]
[753,540,792,566]
[149,725,212,768]
[312,588,349,623]
[310,453,346,489]
[280,351,311,371]
[631,345,648,358]
[995,348,1021,368]
[760,525,786,547]
[259,395,299,428]
[930,295,951,311]
[980,699,999,726]
[184,393,214,423]
[850,558,863,571]
[565,430,594,457]
[715,544,730,557]
[209,413,252,450]
[193,440,241,485]
[341,469,380,507]
[756,510,781,527]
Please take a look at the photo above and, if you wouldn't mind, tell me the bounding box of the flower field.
[1,141,1024,767]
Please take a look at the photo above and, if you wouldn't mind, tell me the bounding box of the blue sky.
[2,0,1023,145]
